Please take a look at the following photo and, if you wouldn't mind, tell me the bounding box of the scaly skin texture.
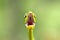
[24,11,36,40]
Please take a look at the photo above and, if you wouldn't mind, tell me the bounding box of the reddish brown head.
[24,11,36,27]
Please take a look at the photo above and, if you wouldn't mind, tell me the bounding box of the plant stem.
[28,29,34,40]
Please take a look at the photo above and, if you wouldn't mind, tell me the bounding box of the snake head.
[24,11,36,29]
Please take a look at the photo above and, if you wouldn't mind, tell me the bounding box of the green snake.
[24,11,36,40]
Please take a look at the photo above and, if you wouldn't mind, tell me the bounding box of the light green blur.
[0,0,60,40]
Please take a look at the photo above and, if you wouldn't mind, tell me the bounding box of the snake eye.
[24,13,27,18]
[24,15,27,18]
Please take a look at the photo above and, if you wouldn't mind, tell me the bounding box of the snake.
[24,11,36,40]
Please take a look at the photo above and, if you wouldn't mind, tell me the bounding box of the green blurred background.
[0,0,60,40]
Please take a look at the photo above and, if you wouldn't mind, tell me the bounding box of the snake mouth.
[25,23,35,27]
[25,16,35,27]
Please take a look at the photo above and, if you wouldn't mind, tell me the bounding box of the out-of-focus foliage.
[0,0,60,40]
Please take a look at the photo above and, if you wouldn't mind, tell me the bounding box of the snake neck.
[28,29,34,40]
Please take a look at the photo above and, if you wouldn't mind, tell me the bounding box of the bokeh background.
[0,0,60,40]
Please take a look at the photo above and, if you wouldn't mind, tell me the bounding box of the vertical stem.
[28,29,34,40]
